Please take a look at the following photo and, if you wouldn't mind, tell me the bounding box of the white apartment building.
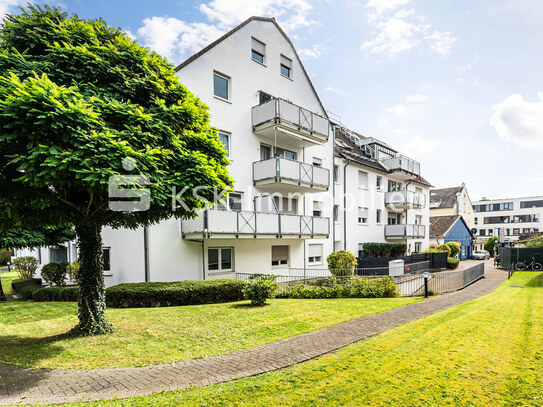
[15,17,431,286]
[473,196,543,244]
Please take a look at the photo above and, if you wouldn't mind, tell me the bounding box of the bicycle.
[514,257,543,271]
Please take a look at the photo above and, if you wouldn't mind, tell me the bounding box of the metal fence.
[235,262,484,297]
[499,247,543,268]
[357,252,447,271]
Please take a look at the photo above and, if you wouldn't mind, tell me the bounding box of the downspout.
[201,241,206,280]
[303,146,306,271]
[332,125,336,249]
[343,158,351,250]
[143,226,150,282]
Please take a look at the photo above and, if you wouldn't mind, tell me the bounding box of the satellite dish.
[471,228,478,235]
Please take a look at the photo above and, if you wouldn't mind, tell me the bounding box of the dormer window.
[251,38,266,64]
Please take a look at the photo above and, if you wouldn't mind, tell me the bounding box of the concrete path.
[0,263,507,405]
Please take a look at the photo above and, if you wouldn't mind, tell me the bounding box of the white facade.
[473,196,543,243]
[14,17,431,286]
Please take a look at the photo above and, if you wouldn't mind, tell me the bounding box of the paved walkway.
[0,263,507,405]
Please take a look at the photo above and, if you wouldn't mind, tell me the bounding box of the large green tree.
[0,6,232,334]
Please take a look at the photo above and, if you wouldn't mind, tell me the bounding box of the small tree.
[0,6,232,335]
[432,244,451,257]
[242,275,278,306]
[326,250,357,276]
[484,236,499,257]
[12,256,39,279]
[445,242,461,257]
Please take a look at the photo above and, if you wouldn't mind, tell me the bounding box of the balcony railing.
[251,98,329,144]
[253,157,330,191]
[385,190,426,209]
[181,209,330,239]
[385,224,426,239]
[381,154,420,176]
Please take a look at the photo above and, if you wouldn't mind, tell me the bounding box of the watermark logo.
[108,158,150,212]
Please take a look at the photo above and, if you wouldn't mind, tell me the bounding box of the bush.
[445,242,461,257]
[361,243,407,257]
[242,274,278,306]
[326,250,357,276]
[41,262,69,286]
[447,257,460,269]
[0,248,11,265]
[430,244,451,257]
[66,261,80,283]
[12,256,38,279]
[11,278,43,299]
[32,285,79,302]
[283,277,397,299]
[106,279,246,308]
[484,236,499,257]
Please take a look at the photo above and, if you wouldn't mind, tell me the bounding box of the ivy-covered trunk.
[70,223,114,336]
[0,277,6,301]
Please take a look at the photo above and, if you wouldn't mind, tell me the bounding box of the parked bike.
[514,257,543,271]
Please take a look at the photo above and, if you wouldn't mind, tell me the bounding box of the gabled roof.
[430,186,463,209]
[174,16,328,118]
[430,215,472,238]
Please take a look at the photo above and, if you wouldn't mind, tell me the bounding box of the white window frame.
[272,245,289,267]
[208,247,234,273]
[308,244,323,265]
[218,131,230,157]
[103,247,111,274]
[280,54,292,79]
[213,71,230,101]
[251,37,266,65]
[358,170,368,189]
[358,207,368,225]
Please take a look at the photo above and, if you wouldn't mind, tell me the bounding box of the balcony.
[381,154,420,178]
[385,190,426,210]
[181,209,330,239]
[385,224,426,239]
[251,98,329,147]
[253,157,330,192]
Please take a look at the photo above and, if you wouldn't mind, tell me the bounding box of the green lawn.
[0,291,418,369]
[55,272,542,407]
[0,270,17,295]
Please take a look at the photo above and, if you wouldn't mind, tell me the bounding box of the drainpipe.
[332,125,336,249]
[343,158,351,250]
[201,240,206,280]
[143,226,150,282]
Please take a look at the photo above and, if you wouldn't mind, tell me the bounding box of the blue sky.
[2,0,543,200]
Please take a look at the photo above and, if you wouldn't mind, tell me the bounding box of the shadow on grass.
[525,273,543,288]
[229,302,270,309]
[0,332,71,368]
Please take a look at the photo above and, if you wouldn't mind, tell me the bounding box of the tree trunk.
[0,274,6,301]
[70,223,114,336]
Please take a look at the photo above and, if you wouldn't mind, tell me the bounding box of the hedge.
[361,243,407,257]
[447,257,460,269]
[32,285,79,302]
[106,279,247,308]
[11,278,43,299]
[281,277,398,299]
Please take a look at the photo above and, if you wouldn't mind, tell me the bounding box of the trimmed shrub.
[41,262,69,286]
[446,242,461,257]
[106,279,246,308]
[242,274,278,306]
[326,250,357,276]
[12,256,38,279]
[11,278,43,299]
[283,277,397,299]
[447,257,460,269]
[32,286,79,302]
[66,261,80,283]
[431,244,451,257]
[361,243,407,257]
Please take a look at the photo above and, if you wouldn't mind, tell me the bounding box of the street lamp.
[422,271,429,298]
[6,262,10,273]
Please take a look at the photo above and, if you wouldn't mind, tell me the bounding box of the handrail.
[253,157,330,188]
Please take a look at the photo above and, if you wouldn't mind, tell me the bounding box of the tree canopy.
[0,6,232,334]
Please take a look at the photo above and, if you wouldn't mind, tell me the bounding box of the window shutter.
[281,55,292,68]
[252,38,265,54]
[272,246,289,261]
[308,244,322,257]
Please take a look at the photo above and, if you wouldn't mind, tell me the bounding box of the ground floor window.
[208,248,233,272]
[308,244,323,264]
[103,247,111,272]
[49,247,68,263]
[272,245,289,266]
[414,242,421,253]
[358,243,364,258]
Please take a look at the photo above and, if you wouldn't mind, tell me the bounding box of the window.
[213,72,229,100]
[275,147,296,160]
[415,215,422,225]
[388,180,402,192]
[280,55,292,78]
[506,229,510,236]
[50,247,68,263]
[480,229,486,236]
[103,248,111,272]
[358,171,368,188]
[376,209,382,223]
[259,91,273,105]
[228,193,242,211]
[388,213,401,225]
[260,144,272,160]
[523,228,532,234]
[474,218,478,225]
[513,228,520,236]
[274,196,298,215]
[414,242,422,253]
[208,248,233,272]
[358,207,368,224]
[308,244,323,264]
[312,157,322,167]
[272,245,289,266]
[333,165,339,183]
[358,243,364,258]
[415,187,423,194]
[333,205,339,222]
[218,132,230,157]
[251,37,266,64]
[521,200,543,208]
[376,176,382,190]
[313,201,323,217]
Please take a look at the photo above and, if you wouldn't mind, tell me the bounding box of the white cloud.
[406,93,428,103]
[123,30,137,41]
[387,103,410,116]
[361,0,456,57]
[424,30,456,55]
[489,91,543,149]
[396,136,440,155]
[0,0,25,20]
[324,86,343,94]
[298,46,321,60]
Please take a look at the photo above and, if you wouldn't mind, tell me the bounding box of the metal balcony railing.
[385,224,426,239]
[182,209,330,238]
[381,154,421,176]
[253,157,330,190]
[251,98,329,141]
[385,190,426,208]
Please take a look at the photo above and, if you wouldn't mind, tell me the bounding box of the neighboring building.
[429,184,475,230]
[430,215,473,260]
[472,196,543,244]
[14,16,431,285]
